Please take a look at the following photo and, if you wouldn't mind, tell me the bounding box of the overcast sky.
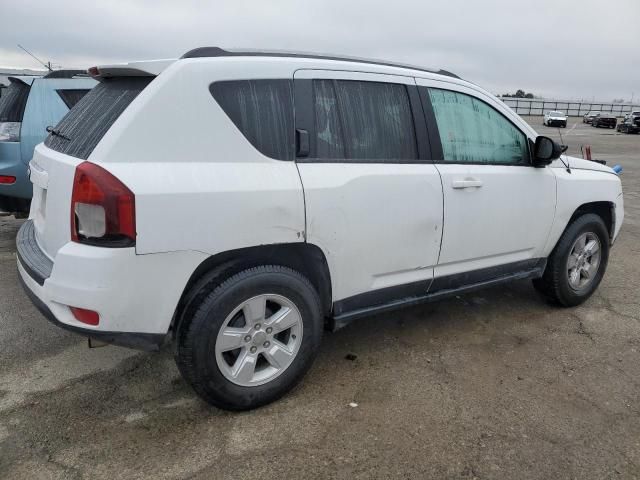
[1,0,638,101]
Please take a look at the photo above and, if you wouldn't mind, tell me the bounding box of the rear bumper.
[16,220,207,351]
[18,272,165,351]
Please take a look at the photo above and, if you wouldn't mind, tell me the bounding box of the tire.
[175,265,323,410]
[533,214,609,307]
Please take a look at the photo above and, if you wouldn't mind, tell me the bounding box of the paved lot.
[1,117,639,479]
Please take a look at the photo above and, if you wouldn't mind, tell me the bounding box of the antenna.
[556,125,571,174]
[17,44,52,71]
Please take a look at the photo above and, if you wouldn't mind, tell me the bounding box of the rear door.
[415,78,556,284]
[293,70,443,313]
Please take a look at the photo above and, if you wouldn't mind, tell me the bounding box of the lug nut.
[250,346,257,353]
[244,335,252,342]
[263,341,270,348]
[266,327,273,334]
[254,323,261,330]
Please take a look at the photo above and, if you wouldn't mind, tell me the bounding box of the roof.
[180,47,461,79]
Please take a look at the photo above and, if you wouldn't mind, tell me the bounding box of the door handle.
[451,179,483,189]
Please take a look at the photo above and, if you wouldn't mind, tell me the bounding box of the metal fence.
[499,97,640,118]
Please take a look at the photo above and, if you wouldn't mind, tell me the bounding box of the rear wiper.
[46,126,70,141]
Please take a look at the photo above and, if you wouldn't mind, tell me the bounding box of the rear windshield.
[0,81,30,122]
[44,77,152,159]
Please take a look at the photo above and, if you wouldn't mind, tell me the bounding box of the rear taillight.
[0,175,16,184]
[71,161,135,247]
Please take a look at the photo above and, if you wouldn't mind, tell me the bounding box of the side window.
[56,89,91,109]
[428,88,528,164]
[209,79,294,161]
[312,79,417,162]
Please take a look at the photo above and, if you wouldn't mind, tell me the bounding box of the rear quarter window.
[56,89,91,109]
[209,79,294,161]
[45,77,152,160]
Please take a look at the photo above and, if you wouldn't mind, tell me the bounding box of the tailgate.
[29,144,82,259]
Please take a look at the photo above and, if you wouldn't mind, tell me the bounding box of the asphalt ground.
[0,116,638,479]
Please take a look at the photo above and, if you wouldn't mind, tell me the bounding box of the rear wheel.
[533,214,609,307]
[175,265,323,410]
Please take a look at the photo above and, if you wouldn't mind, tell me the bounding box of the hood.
[548,115,566,119]
[551,155,615,174]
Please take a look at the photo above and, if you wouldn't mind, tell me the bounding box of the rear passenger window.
[210,80,294,161]
[428,89,528,164]
[313,80,417,161]
[56,89,91,109]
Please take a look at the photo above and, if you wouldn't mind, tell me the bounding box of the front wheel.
[175,265,323,410]
[533,214,609,307]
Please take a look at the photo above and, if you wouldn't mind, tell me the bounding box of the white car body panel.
[19,54,624,339]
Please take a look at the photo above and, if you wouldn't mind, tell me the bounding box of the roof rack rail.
[181,47,460,79]
[43,69,89,79]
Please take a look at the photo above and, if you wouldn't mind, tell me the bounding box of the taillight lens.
[71,162,135,247]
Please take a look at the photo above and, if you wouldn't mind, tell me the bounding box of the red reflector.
[70,307,100,326]
[0,175,16,184]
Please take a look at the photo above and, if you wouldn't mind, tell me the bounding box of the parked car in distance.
[0,70,96,213]
[591,113,617,129]
[616,115,640,134]
[583,111,600,124]
[17,48,624,410]
[543,111,567,128]
[623,110,640,121]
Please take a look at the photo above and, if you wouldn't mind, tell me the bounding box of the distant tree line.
[501,89,535,99]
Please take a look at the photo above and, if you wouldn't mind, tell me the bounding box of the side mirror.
[533,136,563,167]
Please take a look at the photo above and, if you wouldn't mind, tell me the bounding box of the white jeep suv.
[17,48,624,410]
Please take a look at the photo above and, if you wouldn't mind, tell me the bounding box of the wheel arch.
[568,201,615,244]
[171,243,333,336]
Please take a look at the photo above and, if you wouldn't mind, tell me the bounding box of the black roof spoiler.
[181,47,461,79]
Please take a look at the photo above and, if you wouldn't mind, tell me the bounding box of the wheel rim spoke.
[242,296,266,325]
[567,254,579,269]
[263,342,295,369]
[218,327,249,352]
[584,239,599,255]
[266,306,299,334]
[232,350,257,383]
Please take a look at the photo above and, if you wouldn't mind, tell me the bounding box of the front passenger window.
[428,89,528,165]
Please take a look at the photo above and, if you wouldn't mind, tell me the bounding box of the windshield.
[549,111,564,116]
[0,81,30,122]
[588,111,600,115]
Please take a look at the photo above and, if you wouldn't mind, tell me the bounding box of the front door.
[415,81,556,284]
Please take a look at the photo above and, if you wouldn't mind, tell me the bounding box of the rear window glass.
[45,77,152,160]
[0,81,30,122]
[56,89,91,109]
[209,79,294,160]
